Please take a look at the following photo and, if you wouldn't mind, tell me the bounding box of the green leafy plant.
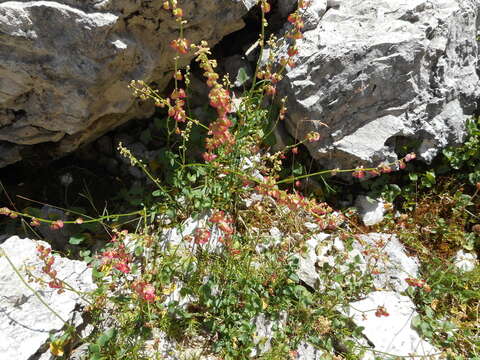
[1,2,479,360]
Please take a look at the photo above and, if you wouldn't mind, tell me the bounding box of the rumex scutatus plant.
[0,1,436,359]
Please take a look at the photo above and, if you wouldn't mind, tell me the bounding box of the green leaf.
[411,315,421,330]
[152,190,163,197]
[409,173,418,181]
[96,334,109,348]
[292,163,305,176]
[187,172,197,182]
[288,273,300,283]
[69,235,86,245]
[80,250,91,257]
[235,67,251,87]
[423,171,436,187]
[92,268,105,280]
[88,343,101,353]
[166,209,175,219]
[96,328,116,347]
[134,246,144,257]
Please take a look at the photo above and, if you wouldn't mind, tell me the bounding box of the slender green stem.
[250,5,266,91]
[1,248,69,326]
[11,209,145,225]
[354,343,444,359]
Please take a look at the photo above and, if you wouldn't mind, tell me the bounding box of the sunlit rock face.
[280,0,480,171]
[0,0,255,167]
[0,236,95,360]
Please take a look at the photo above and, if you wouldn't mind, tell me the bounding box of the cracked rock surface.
[280,0,480,170]
[0,0,255,167]
[0,236,95,360]
[347,291,440,359]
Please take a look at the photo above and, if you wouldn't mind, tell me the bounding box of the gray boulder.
[0,236,95,360]
[0,0,256,167]
[355,195,386,226]
[280,0,480,171]
[453,249,478,272]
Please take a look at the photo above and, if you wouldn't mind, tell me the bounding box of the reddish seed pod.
[172,8,183,18]
[194,228,211,245]
[299,0,310,9]
[404,152,416,162]
[261,1,271,13]
[0,207,12,216]
[174,70,183,80]
[472,224,480,234]
[287,47,298,57]
[375,306,389,317]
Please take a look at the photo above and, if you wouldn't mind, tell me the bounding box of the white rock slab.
[294,341,325,359]
[251,312,288,357]
[144,329,220,360]
[453,249,478,272]
[295,233,331,289]
[280,0,480,173]
[0,236,95,360]
[296,233,420,293]
[355,233,419,292]
[347,291,440,359]
[161,214,224,254]
[355,196,386,226]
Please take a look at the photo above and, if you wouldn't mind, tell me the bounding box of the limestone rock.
[278,0,328,29]
[0,0,256,167]
[354,233,419,292]
[160,213,225,254]
[347,291,440,359]
[280,0,480,171]
[251,312,288,357]
[296,233,419,292]
[355,195,386,226]
[143,329,220,360]
[453,249,478,272]
[0,236,95,360]
[293,341,325,359]
[295,234,330,289]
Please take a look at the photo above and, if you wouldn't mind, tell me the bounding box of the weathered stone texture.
[280,0,480,170]
[0,236,95,360]
[0,0,255,167]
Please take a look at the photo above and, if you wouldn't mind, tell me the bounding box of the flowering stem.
[354,343,443,359]
[1,248,70,326]
[276,168,364,184]
[10,209,145,225]
[25,268,94,306]
[250,3,266,91]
